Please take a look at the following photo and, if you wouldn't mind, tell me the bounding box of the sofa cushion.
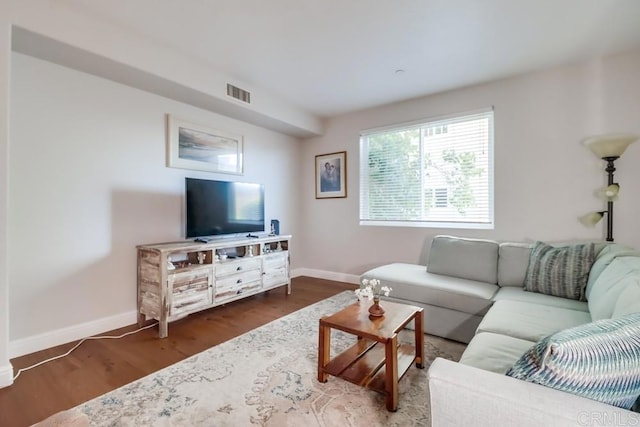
[524,241,595,301]
[497,242,533,287]
[611,276,640,318]
[459,332,535,374]
[498,241,608,288]
[589,255,640,321]
[585,243,637,299]
[427,235,499,284]
[476,300,591,342]
[363,263,497,315]
[506,313,640,410]
[493,287,588,312]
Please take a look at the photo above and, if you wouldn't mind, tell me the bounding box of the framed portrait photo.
[166,115,244,175]
[315,151,347,199]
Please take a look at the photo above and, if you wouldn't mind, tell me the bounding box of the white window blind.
[359,108,494,229]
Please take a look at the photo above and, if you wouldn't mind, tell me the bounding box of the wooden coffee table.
[317,299,424,411]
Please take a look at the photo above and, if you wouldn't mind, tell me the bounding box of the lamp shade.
[605,183,620,200]
[583,134,638,158]
[578,211,606,227]
[595,183,620,201]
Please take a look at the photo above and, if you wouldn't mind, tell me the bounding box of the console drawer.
[215,257,261,277]
[215,279,262,301]
[216,269,262,290]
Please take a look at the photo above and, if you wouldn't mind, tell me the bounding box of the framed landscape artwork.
[166,115,244,174]
[315,151,347,199]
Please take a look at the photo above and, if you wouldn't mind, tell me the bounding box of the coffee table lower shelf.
[322,338,416,395]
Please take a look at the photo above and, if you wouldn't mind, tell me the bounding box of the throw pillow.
[506,313,640,410]
[523,241,595,301]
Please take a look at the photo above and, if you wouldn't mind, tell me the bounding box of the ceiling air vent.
[227,84,251,104]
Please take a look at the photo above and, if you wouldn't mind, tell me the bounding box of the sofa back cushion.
[586,243,638,299]
[611,277,640,319]
[497,242,533,287]
[498,241,608,288]
[588,255,640,321]
[427,235,499,284]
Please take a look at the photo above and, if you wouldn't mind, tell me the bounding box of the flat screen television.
[185,178,265,239]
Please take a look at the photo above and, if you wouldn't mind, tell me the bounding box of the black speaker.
[270,219,280,236]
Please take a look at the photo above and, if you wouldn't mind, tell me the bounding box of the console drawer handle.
[236,266,243,271]
[236,279,242,284]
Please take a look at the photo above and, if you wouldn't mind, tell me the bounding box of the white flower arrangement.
[355,278,392,300]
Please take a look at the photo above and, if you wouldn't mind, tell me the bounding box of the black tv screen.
[185,178,265,239]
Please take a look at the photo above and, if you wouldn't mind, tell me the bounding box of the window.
[359,108,494,229]
[426,125,448,137]
[434,188,448,208]
[424,188,449,208]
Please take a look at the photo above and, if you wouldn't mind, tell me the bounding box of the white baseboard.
[291,268,360,285]
[0,362,14,388]
[9,310,138,358]
[8,270,356,359]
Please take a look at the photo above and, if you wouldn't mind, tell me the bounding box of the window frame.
[359,107,494,230]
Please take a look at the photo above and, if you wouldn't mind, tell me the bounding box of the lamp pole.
[582,133,638,242]
[603,156,618,242]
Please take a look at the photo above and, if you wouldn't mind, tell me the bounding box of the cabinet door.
[263,252,289,288]
[169,269,212,318]
[263,252,288,270]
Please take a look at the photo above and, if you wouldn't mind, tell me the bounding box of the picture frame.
[166,115,244,174]
[315,151,347,199]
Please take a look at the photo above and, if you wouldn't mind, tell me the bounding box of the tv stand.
[194,238,209,243]
[245,233,260,238]
[137,234,291,338]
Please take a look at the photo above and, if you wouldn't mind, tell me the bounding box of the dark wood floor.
[0,277,356,427]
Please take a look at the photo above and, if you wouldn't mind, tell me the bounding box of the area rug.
[79,291,465,426]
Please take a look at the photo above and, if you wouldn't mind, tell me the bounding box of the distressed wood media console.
[137,235,291,337]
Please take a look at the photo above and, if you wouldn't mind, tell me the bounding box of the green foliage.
[364,129,485,219]
[366,129,422,220]
[437,149,484,214]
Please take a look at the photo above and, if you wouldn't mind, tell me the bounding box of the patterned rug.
[79,291,465,426]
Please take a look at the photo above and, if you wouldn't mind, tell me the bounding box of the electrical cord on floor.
[12,322,159,381]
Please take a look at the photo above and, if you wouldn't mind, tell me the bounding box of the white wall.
[8,3,322,137]
[1,0,315,375]
[0,14,13,387]
[8,53,300,354]
[299,49,640,276]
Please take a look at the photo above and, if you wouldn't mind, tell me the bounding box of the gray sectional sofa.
[361,235,640,426]
[364,235,546,343]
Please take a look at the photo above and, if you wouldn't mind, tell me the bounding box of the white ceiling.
[51,0,640,118]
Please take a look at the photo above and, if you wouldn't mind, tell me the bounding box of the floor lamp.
[579,134,638,242]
